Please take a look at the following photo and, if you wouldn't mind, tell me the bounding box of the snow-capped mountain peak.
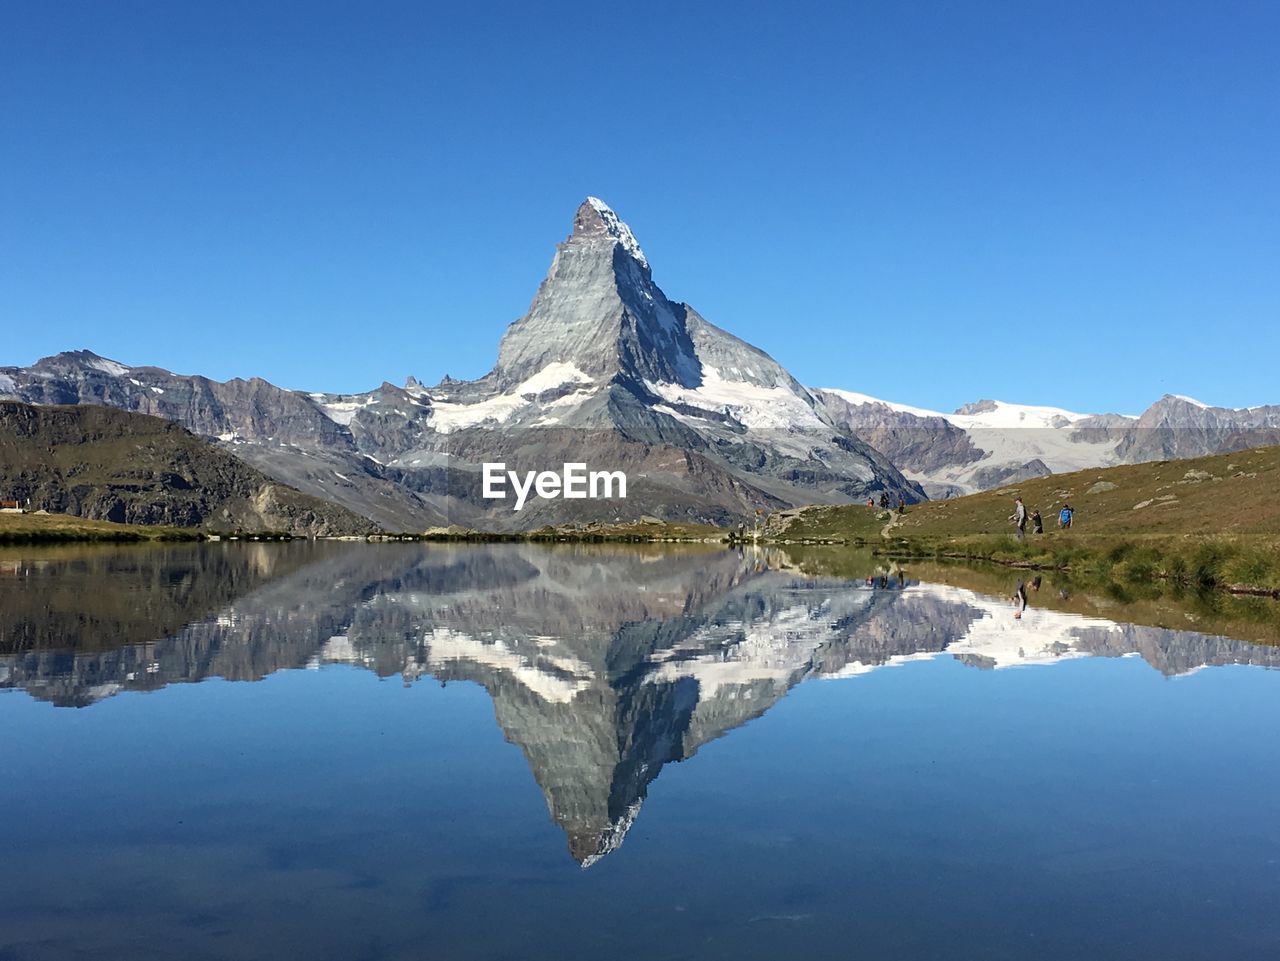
[575,196,648,269]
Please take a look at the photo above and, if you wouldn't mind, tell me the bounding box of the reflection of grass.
[876,533,1280,595]
[0,512,198,544]
[782,546,1280,644]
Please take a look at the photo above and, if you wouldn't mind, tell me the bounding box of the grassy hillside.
[0,402,376,537]
[0,511,198,543]
[768,445,1280,594]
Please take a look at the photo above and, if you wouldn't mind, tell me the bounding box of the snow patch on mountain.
[647,366,826,431]
[313,395,376,426]
[428,362,596,434]
[86,357,131,377]
[512,361,593,395]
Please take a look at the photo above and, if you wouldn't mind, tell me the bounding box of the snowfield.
[646,365,827,431]
[428,363,595,434]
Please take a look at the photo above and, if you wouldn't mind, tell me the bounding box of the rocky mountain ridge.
[817,389,1280,497]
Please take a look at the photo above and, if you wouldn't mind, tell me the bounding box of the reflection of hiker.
[1031,509,1043,535]
[897,497,906,515]
[1012,580,1028,619]
[1059,504,1074,529]
[1009,497,1027,540]
[1031,575,1042,592]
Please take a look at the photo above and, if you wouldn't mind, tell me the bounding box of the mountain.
[0,199,921,530]
[7,198,1270,515]
[0,402,375,536]
[816,389,1280,497]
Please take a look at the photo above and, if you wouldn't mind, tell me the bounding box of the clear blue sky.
[2,1,1277,413]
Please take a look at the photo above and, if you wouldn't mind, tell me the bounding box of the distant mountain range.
[816,390,1280,497]
[2,198,1277,525]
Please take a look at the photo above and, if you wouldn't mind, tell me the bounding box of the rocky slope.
[0,402,375,535]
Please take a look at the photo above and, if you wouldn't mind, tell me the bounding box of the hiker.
[867,497,875,508]
[1031,509,1044,535]
[1012,580,1029,619]
[1009,496,1027,540]
[897,496,906,515]
[879,492,889,510]
[1059,503,1074,530]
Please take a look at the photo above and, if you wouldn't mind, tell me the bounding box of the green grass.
[768,444,1280,596]
[0,512,200,544]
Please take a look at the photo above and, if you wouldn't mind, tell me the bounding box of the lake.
[2,542,1279,960]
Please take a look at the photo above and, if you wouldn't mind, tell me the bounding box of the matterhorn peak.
[572,197,648,269]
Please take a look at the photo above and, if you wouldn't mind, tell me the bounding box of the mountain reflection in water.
[2,542,1278,866]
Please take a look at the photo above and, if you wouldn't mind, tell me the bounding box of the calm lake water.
[2,542,1279,960]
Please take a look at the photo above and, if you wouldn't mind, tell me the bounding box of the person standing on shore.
[1010,497,1028,540]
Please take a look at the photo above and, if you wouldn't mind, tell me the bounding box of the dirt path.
[881,511,905,539]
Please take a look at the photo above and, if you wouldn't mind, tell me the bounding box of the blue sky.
[2,1,1277,413]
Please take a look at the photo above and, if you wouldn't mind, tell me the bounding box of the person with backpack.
[1009,496,1027,540]
[1031,509,1044,534]
[1059,504,1074,530]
